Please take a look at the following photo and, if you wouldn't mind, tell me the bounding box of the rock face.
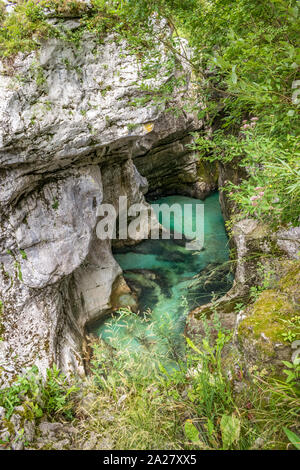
[237,260,300,371]
[0,26,203,383]
[187,217,300,373]
[134,133,217,199]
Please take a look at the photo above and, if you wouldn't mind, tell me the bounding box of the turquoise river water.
[91,193,232,371]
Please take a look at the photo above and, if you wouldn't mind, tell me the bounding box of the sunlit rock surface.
[0,23,203,383]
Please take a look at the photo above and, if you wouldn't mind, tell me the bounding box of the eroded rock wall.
[0,28,202,383]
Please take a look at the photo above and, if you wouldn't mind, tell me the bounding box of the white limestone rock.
[0,25,200,383]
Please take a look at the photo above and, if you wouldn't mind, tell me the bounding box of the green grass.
[71,312,299,450]
[1,313,299,450]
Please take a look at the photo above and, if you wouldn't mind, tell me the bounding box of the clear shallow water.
[90,193,232,372]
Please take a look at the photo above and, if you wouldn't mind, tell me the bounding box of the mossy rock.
[196,160,218,186]
[238,290,296,343]
[237,260,300,371]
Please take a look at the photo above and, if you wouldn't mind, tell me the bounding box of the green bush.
[108,0,300,227]
[0,364,78,420]
[0,1,52,58]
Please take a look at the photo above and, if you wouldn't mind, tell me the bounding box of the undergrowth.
[73,310,300,450]
[0,364,78,421]
[0,309,299,450]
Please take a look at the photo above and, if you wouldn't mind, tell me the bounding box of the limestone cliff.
[0,23,207,383]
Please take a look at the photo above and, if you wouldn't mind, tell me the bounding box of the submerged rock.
[189,262,233,295]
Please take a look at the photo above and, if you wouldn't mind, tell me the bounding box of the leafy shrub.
[0,364,78,420]
[0,1,52,58]
[40,364,79,419]
[115,0,300,227]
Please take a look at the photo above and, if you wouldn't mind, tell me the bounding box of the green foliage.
[168,332,240,449]
[184,420,201,444]
[0,364,78,420]
[282,330,297,343]
[88,338,184,450]
[52,198,59,210]
[83,304,300,450]
[86,332,300,449]
[281,315,300,343]
[0,366,42,419]
[0,0,184,112]
[30,62,47,87]
[85,332,236,449]
[220,414,241,450]
[88,315,240,449]
[282,358,300,385]
[283,427,300,450]
[246,362,300,449]
[127,123,138,131]
[191,0,300,226]
[0,1,111,58]
[0,1,52,58]
[123,0,300,227]
[43,0,89,16]
[221,134,300,227]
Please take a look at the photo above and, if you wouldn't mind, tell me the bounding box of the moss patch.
[238,260,300,362]
[238,290,295,342]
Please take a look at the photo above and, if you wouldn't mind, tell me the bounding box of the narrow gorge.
[0,21,218,383]
[0,0,299,452]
